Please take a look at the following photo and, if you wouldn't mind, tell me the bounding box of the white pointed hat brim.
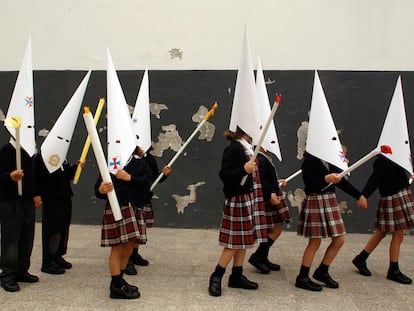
[377,76,413,174]
[106,48,136,173]
[306,71,348,171]
[40,71,91,173]
[131,68,152,152]
[6,38,36,156]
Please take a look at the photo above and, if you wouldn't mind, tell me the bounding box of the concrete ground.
[1,223,414,311]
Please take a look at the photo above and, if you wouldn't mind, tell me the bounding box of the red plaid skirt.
[376,187,414,232]
[143,203,155,228]
[101,204,140,247]
[219,167,267,249]
[134,207,147,244]
[297,193,346,238]
[265,190,291,227]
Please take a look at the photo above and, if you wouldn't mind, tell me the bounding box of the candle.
[83,107,122,221]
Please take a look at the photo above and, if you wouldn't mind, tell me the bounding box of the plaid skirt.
[375,187,414,232]
[219,169,267,249]
[143,203,155,228]
[134,207,148,244]
[101,204,140,247]
[265,190,291,227]
[297,193,346,238]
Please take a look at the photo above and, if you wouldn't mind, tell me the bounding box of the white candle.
[83,107,122,221]
[283,169,302,183]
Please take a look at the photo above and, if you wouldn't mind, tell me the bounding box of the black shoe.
[122,279,139,292]
[387,270,412,285]
[41,261,65,275]
[208,274,222,297]
[228,274,258,290]
[248,254,270,274]
[295,276,322,291]
[132,253,149,266]
[352,255,371,276]
[1,279,20,292]
[57,257,72,269]
[125,262,137,275]
[110,285,140,299]
[16,271,39,283]
[265,259,281,271]
[313,268,339,288]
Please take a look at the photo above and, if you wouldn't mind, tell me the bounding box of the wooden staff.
[73,98,105,184]
[150,102,218,192]
[240,95,281,186]
[83,107,122,221]
[5,116,23,196]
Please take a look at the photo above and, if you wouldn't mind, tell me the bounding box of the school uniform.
[35,154,76,272]
[218,140,266,249]
[95,176,139,247]
[362,155,414,232]
[142,152,167,227]
[0,142,39,288]
[257,152,290,226]
[297,152,362,238]
[124,155,153,244]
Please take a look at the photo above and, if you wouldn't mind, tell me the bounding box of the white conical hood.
[106,48,136,173]
[306,71,348,171]
[377,76,413,174]
[6,38,36,156]
[229,29,261,143]
[131,68,152,152]
[256,58,282,161]
[40,71,91,173]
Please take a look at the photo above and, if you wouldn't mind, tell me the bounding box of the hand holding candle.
[321,145,393,191]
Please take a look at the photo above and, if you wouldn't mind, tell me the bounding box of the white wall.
[1,0,414,71]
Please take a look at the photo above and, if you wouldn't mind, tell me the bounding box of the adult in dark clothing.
[0,141,42,292]
[352,155,414,284]
[295,152,367,292]
[35,154,81,274]
[126,147,171,272]
[248,148,290,274]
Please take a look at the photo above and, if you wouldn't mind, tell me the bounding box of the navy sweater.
[362,155,410,198]
[0,142,39,200]
[301,152,361,199]
[219,141,253,198]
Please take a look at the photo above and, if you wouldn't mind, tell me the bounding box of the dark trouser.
[42,198,72,266]
[0,198,36,281]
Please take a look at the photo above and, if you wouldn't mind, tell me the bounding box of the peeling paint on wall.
[150,102,168,119]
[151,124,183,157]
[296,121,308,160]
[191,105,215,142]
[38,128,49,137]
[172,181,205,214]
